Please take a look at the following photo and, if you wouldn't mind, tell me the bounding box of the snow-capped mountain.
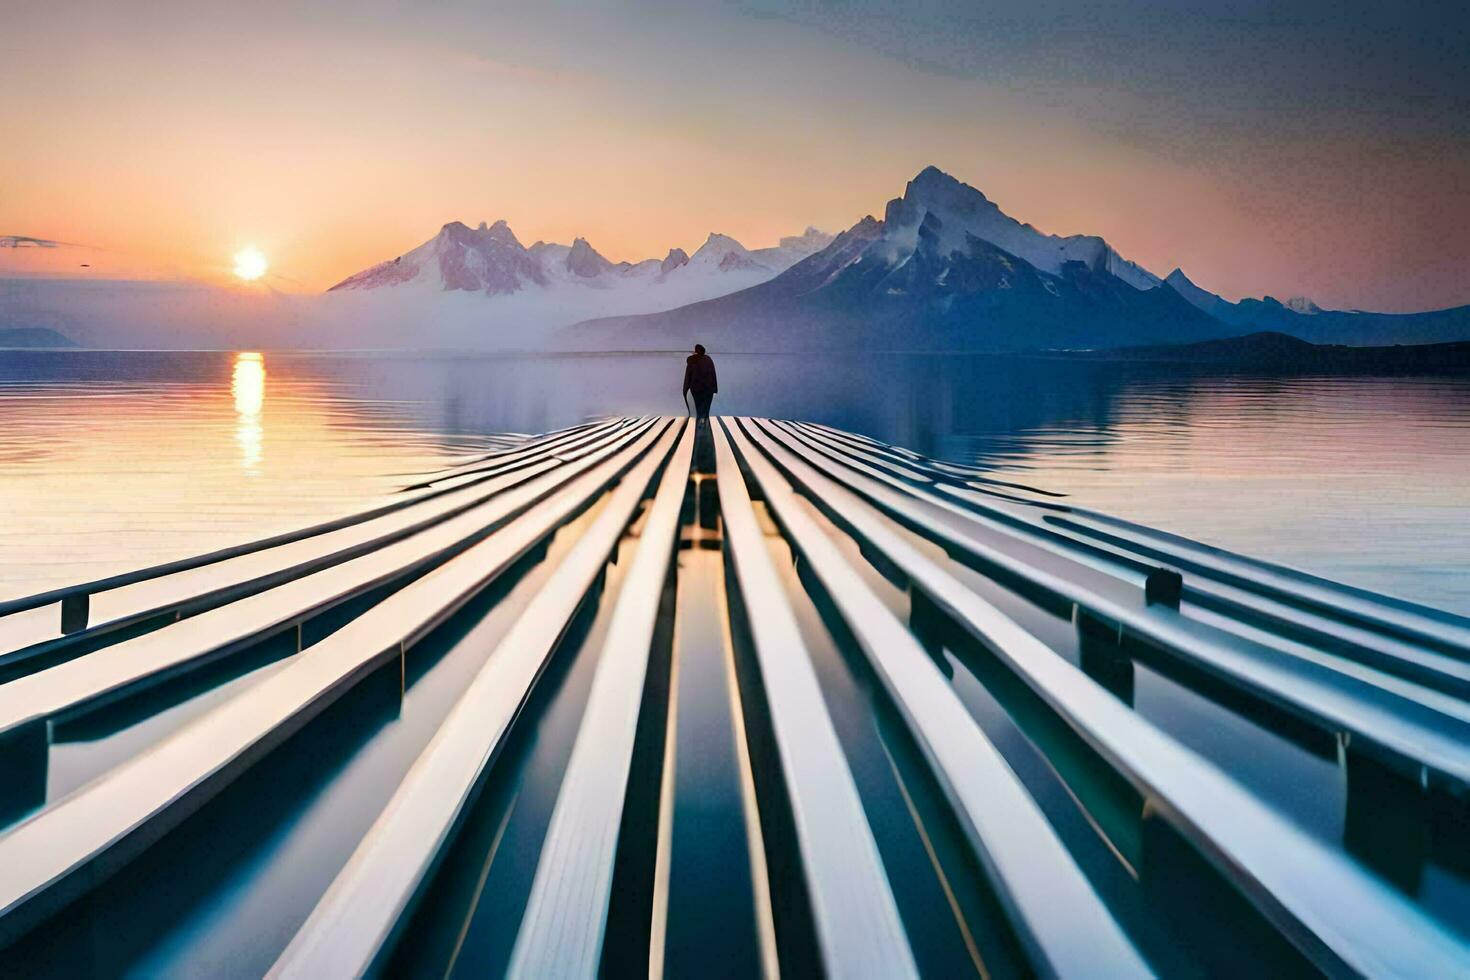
[330,220,543,294]
[317,218,831,345]
[315,219,831,345]
[329,220,829,300]
[570,166,1222,352]
[1283,296,1323,315]
[883,167,1162,291]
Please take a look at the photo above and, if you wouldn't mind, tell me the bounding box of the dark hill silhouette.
[1062,331,1470,371]
[0,327,77,348]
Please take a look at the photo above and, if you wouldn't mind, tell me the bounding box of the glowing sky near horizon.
[4,0,1468,311]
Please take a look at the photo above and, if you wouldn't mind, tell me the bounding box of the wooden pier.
[1,417,1468,976]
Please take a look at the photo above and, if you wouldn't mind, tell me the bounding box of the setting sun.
[233,246,268,281]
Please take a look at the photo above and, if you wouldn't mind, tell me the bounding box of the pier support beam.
[1140,803,1307,974]
[1073,603,1134,705]
[1144,567,1184,608]
[1341,736,1429,892]
[908,587,956,679]
[0,720,48,825]
[699,474,720,530]
[60,593,89,634]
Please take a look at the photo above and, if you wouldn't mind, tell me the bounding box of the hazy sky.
[5,0,1468,310]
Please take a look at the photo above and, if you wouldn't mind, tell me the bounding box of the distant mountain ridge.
[328,220,832,298]
[569,166,1221,351]
[1065,330,1470,371]
[14,165,1465,353]
[569,166,1470,353]
[0,326,76,348]
[1163,269,1470,346]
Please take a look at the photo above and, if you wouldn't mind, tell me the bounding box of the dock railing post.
[60,593,89,634]
[1144,567,1184,608]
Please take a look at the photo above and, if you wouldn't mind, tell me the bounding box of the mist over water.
[2,349,1467,613]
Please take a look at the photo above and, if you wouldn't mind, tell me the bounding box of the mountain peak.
[661,247,690,274]
[881,167,1162,290]
[484,219,521,247]
[910,164,960,187]
[777,226,835,255]
[690,233,768,273]
[1164,268,1238,318]
[701,232,745,250]
[904,165,988,208]
[566,237,613,278]
[1284,296,1323,315]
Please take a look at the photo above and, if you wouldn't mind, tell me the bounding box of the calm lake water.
[2,349,1466,613]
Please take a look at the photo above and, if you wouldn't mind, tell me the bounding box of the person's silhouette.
[682,343,718,422]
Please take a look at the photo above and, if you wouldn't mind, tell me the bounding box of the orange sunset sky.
[5,1,1468,311]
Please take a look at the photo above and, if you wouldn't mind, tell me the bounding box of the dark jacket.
[683,353,718,396]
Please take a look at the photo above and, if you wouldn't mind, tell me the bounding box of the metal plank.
[269,421,688,979]
[780,423,1470,699]
[775,421,1143,582]
[786,422,1470,702]
[758,419,1470,792]
[738,417,1470,977]
[0,421,660,747]
[711,420,918,979]
[0,419,644,664]
[808,422,920,459]
[1040,509,1470,657]
[727,419,1148,978]
[0,417,633,627]
[807,427,1470,656]
[418,416,601,472]
[786,422,934,484]
[797,421,1065,498]
[400,417,644,492]
[777,416,1470,736]
[505,416,695,978]
[0,420,674,948]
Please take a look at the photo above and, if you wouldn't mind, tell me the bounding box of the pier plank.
[506,418,695,977]
[0,417,632,630]
[787,418,1470,654]
[0,421,673,947]
[758,419,1470,791]
[711,420,919,979]
[0,418,643,664]
[782,422,1470,701]
[0,420,659,747]
[727,419,1150,978]
[739,417,1470,977]
[5,415,1468,974]
[269,421,688,979]
[783,421,1470,707]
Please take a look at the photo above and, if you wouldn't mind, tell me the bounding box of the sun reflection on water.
[232,352,265,471]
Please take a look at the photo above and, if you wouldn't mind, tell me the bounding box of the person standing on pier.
[683,343,718,422]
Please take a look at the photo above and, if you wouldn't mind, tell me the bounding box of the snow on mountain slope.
[330,220,547,294]
[319,219,831,342]
[325,220,828,332]
[1164,268,1236,318]
[889,167,1162,290]
[566,167,1223,352]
